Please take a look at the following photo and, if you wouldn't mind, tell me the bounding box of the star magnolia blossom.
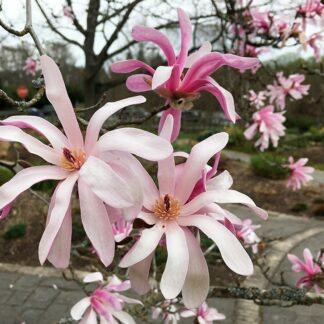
[23,57,38,76]
[285,156,314,191]
[111,8,259,141]
[0,55,172,268]
[287,248,323,293]
[244,105,286,151]
[267,72,310,110]
[181,302,225,323]
[71,272,140,323]
[119,115,267,308]
[244,90,267,109]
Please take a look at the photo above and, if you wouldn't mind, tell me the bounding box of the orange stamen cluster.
[153,194,180,221]
[60,148,86,172]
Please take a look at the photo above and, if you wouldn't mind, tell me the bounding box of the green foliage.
[285,113,316,133]
[250,154,289,179]
[31,180,56,192]
[224,125,245,146]
[72,222,86,243]
[291,203,308,213]
[0,166,14,185]
[4,223,26,240]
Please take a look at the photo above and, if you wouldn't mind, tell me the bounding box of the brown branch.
[66,0,86,35]
[76,90,110,112]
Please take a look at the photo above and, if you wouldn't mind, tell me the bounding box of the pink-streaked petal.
[0,125,59,164]
[80,308,97,324]
[111,59,155,74]
[78,178,115,267]
[38,173,78,265]
[96,128,173,161]
[175,132,229,204]
[2,115,69,152]
[244,123,258,140]
[177,8,192,70]
[126,74,152,92]
[85,96,146,153]
[167,64,181,92]
[178,215,253,276]
[40,55,83,148]
[185,41,212,68]
[160,222,189,299]
[129,252,154,295]
[152,66,174,90]
[206,170,233,190]
[158,115,175,196]
[182,228,209,308]
[70,297,91,320]
[132,26,176,65]
[287,254,303,272]
[0,166,68,210]
[158,108,182,143]
[0,203,12,220]
[303,248,314,269]
[111,310,136,324]
[119,223,164,267]
[83,272,103,283]
[79,156,135,208]
[201,203,242,224]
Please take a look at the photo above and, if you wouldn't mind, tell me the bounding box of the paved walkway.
[0,207,323,323]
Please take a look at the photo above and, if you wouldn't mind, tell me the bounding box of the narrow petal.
[79,156,135,208]
[0,125,59,164]
[185,41,212,68]
[177,8,192,70]
[175,132,229,204]
[126,74,152,92]
[96,128,173,161]
[70,297,91,320]
[38,173,78,265]
[160,222,189,299]
[206,170,233,190]
[178,215,253,276]
[111,310,136,324]
[85,96,146,153]
[158,115,176,196]
[158,108,182,142]
[152,66,174,90]
[129,252,154,295]
[111,59,155,74]
[78,178,115,267]
[119,223,164,267]
[0,166,68,210]
[40,55,83,148]
[182,228,209,308]
[83,272,103,283]
[2,115,69,152]
[132,26,176,65]
[80,308,97,324]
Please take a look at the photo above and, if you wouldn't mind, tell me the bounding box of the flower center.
[60,147,86,171]
[153,194,180,221]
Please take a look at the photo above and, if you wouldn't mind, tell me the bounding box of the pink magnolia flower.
[112,220,133,243]
[287,248,323,293]
[71,272,140,323]
[120,116,267,308]
[181,302,225,323]
[111,8,259,141]
[267,72,310,110]
[301,32,323,62]
[248,9,272,33]
[244,105,286,151]
[298,0,324,29]
[152,299,180,324]
[244,90,267,109]
[0,55,172,268]
[63,5,74,19]
[23,57,38,76]
[285,157,314,190]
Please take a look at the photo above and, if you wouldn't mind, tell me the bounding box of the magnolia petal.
[111,59,155,74]
[152,66,174,90]
[40,55,83,148]
[206,170,233,191]
[119,223,164,267]
[158,108,182,143]
[182,228,209,308]
[70,297,91,320]
[0,125,59,164]
[178,215,253,276]
[85,96,146,153]
[160,222,189,299]
[38,173,78,265]
[78,178,115,267]
[83,272,103,283]
[2,115,69,152]
[175,132,229,204]
[126,74,152,92]
[111,310,136,324]
[132,25,176,65]
[177,8,192,70]
[185,41,212,68]
[0,166,68,210]
[96,128,173,161]
[129,252,154,295]
[80,308,97,324]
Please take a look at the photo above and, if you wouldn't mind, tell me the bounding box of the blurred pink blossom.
[301,32,324,62]
[244,90,267,109]
[298,0,324,29]
[248,9,272,33]
[181,302,225,323]
[152,299,180,324]
[285,157,314,191]
[112,220,133,242]
[287,248,323,293]
[23,57,38,76]
[244,105,286,151]
[63,5,74,18]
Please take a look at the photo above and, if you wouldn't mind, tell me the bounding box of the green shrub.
[0,166,14,185]
[250,154,289,179]
[224,125,245,147]
[285,113,316,133]
[291,203,308,213]
[4,224,26,240]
